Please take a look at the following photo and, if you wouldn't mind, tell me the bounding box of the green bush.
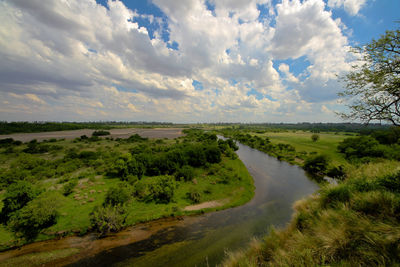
[9,192,62,240]
[303,154,329,175]
[338,136,384,159]
[148,176,176,204]
[89,205,126,237]
[376,171,400,193]
[0,181,40,223]
[320,184,351,207]
[187,187,201,204]
[311,134,320,142]
[62,179,78,196]
[104,184,131,206]
[327,165,346,180]
[92,130,110,136]
[175,165,195,181]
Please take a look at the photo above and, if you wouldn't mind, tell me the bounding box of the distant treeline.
[0,121,173,135]
[210,122,391,133]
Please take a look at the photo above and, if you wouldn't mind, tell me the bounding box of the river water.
[65,141,319,267]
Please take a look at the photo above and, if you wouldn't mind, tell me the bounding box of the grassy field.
[254,131,351,165]
[0,131,254,250]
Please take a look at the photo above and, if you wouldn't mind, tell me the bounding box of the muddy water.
[0,141,319,266]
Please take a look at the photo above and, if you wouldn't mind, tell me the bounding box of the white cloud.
[327,0,367,15]
[0,0,357,122]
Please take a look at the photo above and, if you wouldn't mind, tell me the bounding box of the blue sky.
[0,0,398,122]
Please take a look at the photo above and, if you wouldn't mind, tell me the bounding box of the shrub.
[175,165,195,181]
[9,192,62,240]
[104,184,131,206]
[320,184,351,207]
[338,136,384,159]
[187,187,201,204]
[303,154,329,175]
[89,205,126,237]
[92,130,110,136]
[311,134,320,142]
[204,145,222,163]
[148,176,176,204]
[62,179,78,196]
[327,165,346,180]
[0,181,40,223]
[376,171,400,193]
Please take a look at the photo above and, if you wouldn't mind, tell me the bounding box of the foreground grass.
[222,160,400,266]
[0,248,80,267]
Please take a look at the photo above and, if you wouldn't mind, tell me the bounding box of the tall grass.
[223,166,400,267]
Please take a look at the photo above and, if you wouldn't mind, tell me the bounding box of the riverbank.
[219,130,400,266]
[0,130,254,257]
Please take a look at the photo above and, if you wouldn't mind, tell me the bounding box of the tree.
[0,181,40,223]
[9,192,62,240]
[339,28,400,125]
[311,134,320,142]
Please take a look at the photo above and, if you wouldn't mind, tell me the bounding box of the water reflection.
[69,142,320,267]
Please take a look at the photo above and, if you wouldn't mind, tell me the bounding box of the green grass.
[256,131,349,165]
[0,248,80,267]
[222,161,400,267]
[0,136,255,250]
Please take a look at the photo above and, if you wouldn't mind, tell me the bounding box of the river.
[0,141,319,266]
[67,141,319,266]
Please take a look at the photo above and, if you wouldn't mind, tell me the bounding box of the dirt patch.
[184,200,226,211]
[0,128,184,142]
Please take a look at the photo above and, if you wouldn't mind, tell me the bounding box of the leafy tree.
[9,192,62,240]
[89,205,126,237]
[104,184,131,206]
[311,134,320,142]
[339,28,400,125]
[303,154,329,175]
[0,181,40,223]
[174,165,195,181]
[148,176,176,204]
[338,136,384,159]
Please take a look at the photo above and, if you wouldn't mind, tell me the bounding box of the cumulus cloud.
[327,0,367,15]
[0,0,358,122]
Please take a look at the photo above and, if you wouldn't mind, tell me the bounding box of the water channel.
[66,141,320,266]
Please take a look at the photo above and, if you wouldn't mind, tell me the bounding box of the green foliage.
[327,165,346,180]
[320,184,351,207]
[92,130,110,136]
[0,181,40,223]
[311,134,319,142]
[104,183,131,206]
[339,28,400,125]
[89,205,126,237]
[204,145,222,163]
[148,176,176,204]
[9,192,62,240]
[338,136,384,159]
[303,154,329,175]
[175,165,195,181]
[376,171,400,193]
[187,187,201,204]
[62,179,78,196]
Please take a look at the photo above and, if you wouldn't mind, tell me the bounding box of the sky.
[0,0,399,123]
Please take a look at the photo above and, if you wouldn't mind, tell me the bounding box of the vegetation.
[222,27,400,266]
[0,129,254,249]
[339,27,400,125]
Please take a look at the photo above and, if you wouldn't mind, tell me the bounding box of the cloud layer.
[0,0,365,122]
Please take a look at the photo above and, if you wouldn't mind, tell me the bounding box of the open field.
[255,131,350,165]
[0,128,184,142]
